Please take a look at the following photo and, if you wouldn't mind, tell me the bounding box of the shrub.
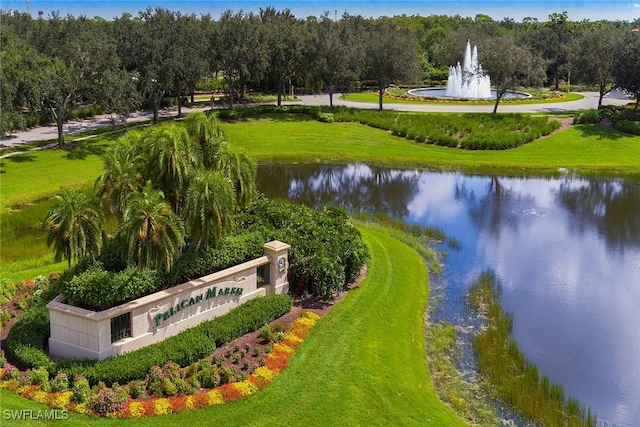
[574,110,600,124]
[72,375,90,403]
[127,379,146,399]
[50,372,69,392]
[28,366,49,385]
[236,196,369,299]
[219,366,235,385]
[88,386,128,416]
[197,366,221,389]
[317,112,334,123]
[614,120,640,136]
[63,266,159,311]
[259,323,285,343]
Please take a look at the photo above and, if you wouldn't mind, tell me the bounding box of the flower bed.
[0,311,320,418]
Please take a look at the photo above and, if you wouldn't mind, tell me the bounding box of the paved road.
[0,92,633,149]
[296,91,633,113]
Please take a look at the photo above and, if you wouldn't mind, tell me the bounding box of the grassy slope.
[0,227,466,427]
[223,118,640,177]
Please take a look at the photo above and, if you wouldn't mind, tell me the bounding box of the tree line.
[2,8,639,142]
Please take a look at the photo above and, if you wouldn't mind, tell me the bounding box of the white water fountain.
[445,40,492,99]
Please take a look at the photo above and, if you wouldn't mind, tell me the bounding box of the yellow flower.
[152,398,172,415]
[252,366,277,382]
[233,380,258,396]
[272,342,294,356]
[207,389,223,405]
[74,403,88,415]
[32,390,49,404]
[128,401,146,418]
[302,311,320,321]
[50,391,73,409]
[185,396,195,410]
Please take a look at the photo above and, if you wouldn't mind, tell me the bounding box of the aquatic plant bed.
[468,271,597,427]
[0,311,320,418]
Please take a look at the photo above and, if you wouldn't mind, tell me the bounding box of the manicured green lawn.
[0,226,466,426]
[223,118,640,178]
[342,91,585,105]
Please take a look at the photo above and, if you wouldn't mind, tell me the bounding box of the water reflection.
[257,164,640,426]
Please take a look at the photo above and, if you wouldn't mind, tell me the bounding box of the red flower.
[218,383,243,403]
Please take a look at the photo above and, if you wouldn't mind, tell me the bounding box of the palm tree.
[94,134,145,218]
[118,182,185,271]
[183,170,236,251]
[183,111,226,169]
[144,124,200,210]
[214,141,257,210]
[42,188,105,267]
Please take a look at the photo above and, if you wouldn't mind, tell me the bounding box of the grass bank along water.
[468,271,597,427]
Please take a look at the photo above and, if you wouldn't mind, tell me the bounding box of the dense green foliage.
[468,271,596,427]
[236,196,370,299]
[6,294,292,386]
[63,266,159,311]
[3,9,638,137]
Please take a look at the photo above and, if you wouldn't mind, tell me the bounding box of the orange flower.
[218,383,242,403]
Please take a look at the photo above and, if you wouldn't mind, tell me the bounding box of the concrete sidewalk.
[0,92,633,149]
[0,105,213,149]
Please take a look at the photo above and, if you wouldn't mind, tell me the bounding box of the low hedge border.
[6,294,292,386]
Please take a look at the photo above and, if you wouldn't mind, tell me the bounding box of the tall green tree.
[213,10,265,108]
[42,188,105,267]
[183,111,226,169]
[214,142,257,210]
[614,30,640,110]
[30,14,118,145]
[519,12,572,90]
[94,134,145,218]
[183,170,236,251]
[118,182,185,271]
[483,34,546,113]
[309,13,363,107]
[170,12,209,116]
[571,24,625,107]
[363,19,423,110]
[144,123,199,210]
[115,9,178,124]
[260,7,306,106]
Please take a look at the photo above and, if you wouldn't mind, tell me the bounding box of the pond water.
[256,163,640,426]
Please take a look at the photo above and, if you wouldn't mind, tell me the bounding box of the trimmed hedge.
[6,294,292,386]
[58,232,266,311]
[615,120,640,136]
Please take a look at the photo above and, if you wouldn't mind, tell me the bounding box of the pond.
[256,163,640,426]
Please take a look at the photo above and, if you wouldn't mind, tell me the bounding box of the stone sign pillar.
[263,240,290,295]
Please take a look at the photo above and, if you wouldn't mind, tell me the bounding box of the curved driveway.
[0,92,633,149]
[296,91,633,113]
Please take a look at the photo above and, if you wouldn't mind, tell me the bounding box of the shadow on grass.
[64,142,109,160]
[5,154,37,163]
[577,124,625,140]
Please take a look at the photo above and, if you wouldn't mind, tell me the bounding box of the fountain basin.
[408,87,532,100]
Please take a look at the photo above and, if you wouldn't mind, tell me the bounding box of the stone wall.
[47,241,290,360]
